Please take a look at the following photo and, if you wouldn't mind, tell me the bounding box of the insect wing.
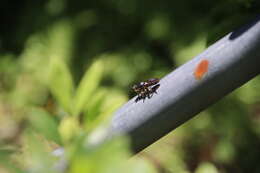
[144,78,160,87]
[133,78,160,103]
[151,84,160,93]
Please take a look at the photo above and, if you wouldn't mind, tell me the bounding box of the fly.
[132,78,160,102]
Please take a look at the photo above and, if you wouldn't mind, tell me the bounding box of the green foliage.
[69,137,157,173]
[195,162,218,173]
[58,116,80,143]
[28,108,61,144]
[22,131,58,173]
[49,58,75,113]
[73,59,104,116]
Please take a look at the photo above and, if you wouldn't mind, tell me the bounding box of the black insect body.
[135,84,160,102]
[132,78,159,93]
[132,78,160,102]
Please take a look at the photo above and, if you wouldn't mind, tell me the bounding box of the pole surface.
[108,16,260,153]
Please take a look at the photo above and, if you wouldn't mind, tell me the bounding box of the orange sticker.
[194,59,209,80]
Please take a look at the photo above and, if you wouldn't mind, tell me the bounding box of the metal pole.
[107,16,260,153]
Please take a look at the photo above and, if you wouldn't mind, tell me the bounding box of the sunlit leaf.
[99,89,127,116]
[195,162,218,173]
[49,58,74,113]
[73,59,104,116]
[28,108,61,144]
[127,157,158,173]
[58,116,81,143]
[23,130,57,173]
[213,139,235,163]
[83,88,106,129]
[48,20,75,62]
[0,147,23,173]
[85,89,127,131]
[70,136,130,173]
[70,136,158,173]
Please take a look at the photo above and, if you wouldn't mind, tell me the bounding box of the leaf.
[83,88,107,129]
[69,136,158,173]
[48,20,75,62]
[49,58,74,113]
[127,157,158,173]
[58,116,80,143]
[0,161,25,173]
[195,162,218,173]
[0,148,15,160]
[73,59,104,116]
[28,108,61,144]
[23,131,57,173]
[70,136,130,173]
[85,89,128,131]
[0,147,24,173]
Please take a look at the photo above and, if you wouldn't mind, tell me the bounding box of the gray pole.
[108,16,260,153]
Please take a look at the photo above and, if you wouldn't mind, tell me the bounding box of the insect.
[132,78,160,102]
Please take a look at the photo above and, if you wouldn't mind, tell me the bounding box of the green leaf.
[58,116,80,143]
[28,108,61,144]
[70,136,130,173]
[195,162,218,173]
[0,160,25,173]
[23,130,57,173]
[49,58,74,113]
[83,88,107,129]
[73,59,104,116]
[127,157,158,173]
[86,89,128,131]
[0,148,15,160]
[70,136,158,173]
[0,147,24,173]
[48,20,75,62]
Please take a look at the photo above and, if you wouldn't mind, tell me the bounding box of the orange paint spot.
[194,59,209,80]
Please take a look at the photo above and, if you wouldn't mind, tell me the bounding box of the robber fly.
[132,78,160,102]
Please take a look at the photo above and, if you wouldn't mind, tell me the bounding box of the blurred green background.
[0,0,260,172]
